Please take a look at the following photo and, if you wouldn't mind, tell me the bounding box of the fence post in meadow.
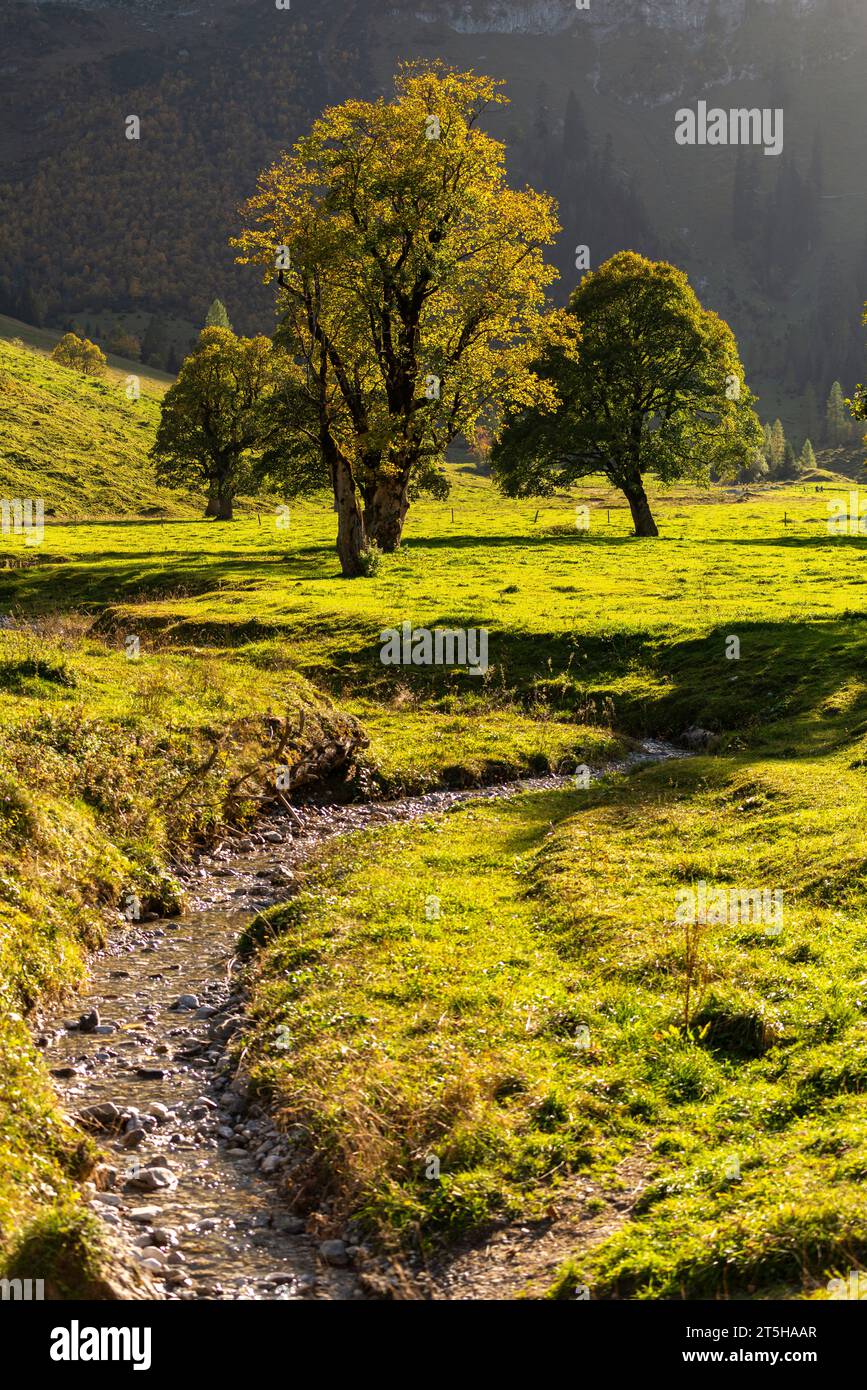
[533,509,539,524]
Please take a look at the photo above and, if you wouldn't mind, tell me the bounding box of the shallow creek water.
[38,740,685,1301]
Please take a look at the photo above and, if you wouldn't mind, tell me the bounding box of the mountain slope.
[0,337,191,518]
[1,0,866,437]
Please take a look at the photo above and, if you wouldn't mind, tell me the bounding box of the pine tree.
[769,418,786,472]
[19,283,48,328]
[706,0,724,41]
[763,421,773,459]
[781,441,798,478]
[204,299,232,332]
[799,438,817,472]
[533,82,550,143]
[826,381,848,446]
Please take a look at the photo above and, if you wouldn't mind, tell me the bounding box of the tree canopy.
[51,332,107,377]
[233,61,559,575]
[491,252,762,536]
[151,326,283,520]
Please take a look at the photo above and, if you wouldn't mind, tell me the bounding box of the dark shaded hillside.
[1,0,866,433]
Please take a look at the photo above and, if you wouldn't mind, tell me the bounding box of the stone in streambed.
[130,1206,160,1222]
[77,1102,122,1131]
[124,1167,177,1192]
[121,1128,147,1149]
[273,1215,306,1235]
[169,995,200,1012]
[319,1239,348,1267]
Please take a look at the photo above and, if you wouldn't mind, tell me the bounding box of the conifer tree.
[799,438,817,472]
[204,299,232,332]
[781,440,798,478]
[826,381,848,446]
[769,418,786,471]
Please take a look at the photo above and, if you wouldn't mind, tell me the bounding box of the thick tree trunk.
[333,455,366,578]
[204,477,219,518]
[211,475,235,521]
[366,473,410,553]
[622,473,659,537]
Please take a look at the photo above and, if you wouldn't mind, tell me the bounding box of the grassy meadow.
[1,329,867,1296]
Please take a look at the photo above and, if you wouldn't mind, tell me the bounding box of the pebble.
[273,1215,306,1235]
[130,1206,160,1222]
[319,1239,349,1267]
[79,1102,121,1129]
[170,995,200,1012]
[121,1128,147,1149]
[151,1227,179,1248]
[125,1167,177,1192]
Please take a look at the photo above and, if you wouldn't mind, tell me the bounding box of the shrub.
[50,333,107,377]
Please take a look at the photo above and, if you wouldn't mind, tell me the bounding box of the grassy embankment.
[3,329,867,1295]
[208,477,867,1298]
[0,614,359,1286]
[0,341,364,1283]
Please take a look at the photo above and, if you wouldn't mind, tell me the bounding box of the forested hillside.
[2,0,866,434]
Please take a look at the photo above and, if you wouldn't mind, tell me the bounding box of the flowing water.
[38,740,686,1301]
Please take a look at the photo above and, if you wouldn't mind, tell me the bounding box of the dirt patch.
[421,1150,653,1301]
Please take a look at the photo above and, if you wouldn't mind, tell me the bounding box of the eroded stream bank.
[37,740,686,1301]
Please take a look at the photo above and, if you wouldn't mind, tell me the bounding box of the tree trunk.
[366,473,409,553]
[622,473,659,537]
[333,455,366,577]
[213,474,234,521]
[204,477,219,518]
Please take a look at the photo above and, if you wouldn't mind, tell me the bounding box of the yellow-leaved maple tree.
[233,62,559,576]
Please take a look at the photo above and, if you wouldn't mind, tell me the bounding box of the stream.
[37,739,686,1301]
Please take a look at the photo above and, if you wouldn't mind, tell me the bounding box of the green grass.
[2,332,867,1294]
[0,615,359,1271]
[0,336,275,519]
[1,457,865,782]
[242,739,867,1297]
[0,312,174,395]
[0,336,193,518]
